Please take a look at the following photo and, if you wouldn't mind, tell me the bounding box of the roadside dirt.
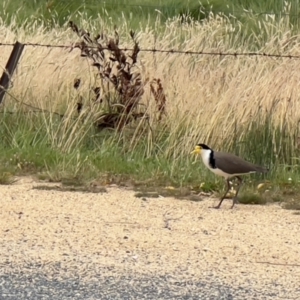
[0,177,299,299]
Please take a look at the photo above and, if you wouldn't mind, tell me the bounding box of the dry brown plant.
[68,21,166,132]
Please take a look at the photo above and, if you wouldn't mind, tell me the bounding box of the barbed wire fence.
[1,41,300,59]
[0,39,300,126]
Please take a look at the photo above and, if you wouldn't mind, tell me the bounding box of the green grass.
[2,0,300,34]
[1,110,300,209]
[0,111,197,186]
[2,0,200,28]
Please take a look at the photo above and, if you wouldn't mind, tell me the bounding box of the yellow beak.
[191,146,201,155]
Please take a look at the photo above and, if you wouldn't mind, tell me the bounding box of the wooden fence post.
[0,41,25,104]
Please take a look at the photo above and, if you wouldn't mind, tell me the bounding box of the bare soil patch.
[0,177,299,299]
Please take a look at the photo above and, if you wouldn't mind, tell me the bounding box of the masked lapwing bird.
[191,143,268,209]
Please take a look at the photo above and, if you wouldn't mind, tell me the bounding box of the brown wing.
[214,151,268,175]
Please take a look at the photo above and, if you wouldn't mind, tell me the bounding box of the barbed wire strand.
[0,42,300,59]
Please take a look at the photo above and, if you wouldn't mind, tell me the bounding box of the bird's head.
[191,143,211,156]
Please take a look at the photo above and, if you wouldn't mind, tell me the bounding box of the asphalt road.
[0,267,293,300]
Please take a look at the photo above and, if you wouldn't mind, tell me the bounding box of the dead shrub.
[69,21,166,131]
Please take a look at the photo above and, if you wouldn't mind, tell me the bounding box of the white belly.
[210,167,233,179]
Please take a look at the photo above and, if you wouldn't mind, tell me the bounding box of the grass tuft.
[134,185,194,200]
[238,193,267,206]
[283,201,300,211]
[0,172,16,185]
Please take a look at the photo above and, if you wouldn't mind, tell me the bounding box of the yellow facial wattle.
[191,145,202,155]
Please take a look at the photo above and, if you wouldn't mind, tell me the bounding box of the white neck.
[200,149,212,169]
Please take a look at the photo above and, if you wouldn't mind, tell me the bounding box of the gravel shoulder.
[0,177,299,299]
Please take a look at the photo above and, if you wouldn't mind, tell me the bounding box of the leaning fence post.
[0,41,25,105]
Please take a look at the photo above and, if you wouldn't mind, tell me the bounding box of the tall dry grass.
[1,13,300,165]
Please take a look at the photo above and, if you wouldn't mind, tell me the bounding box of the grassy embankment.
[1,1,300,208]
